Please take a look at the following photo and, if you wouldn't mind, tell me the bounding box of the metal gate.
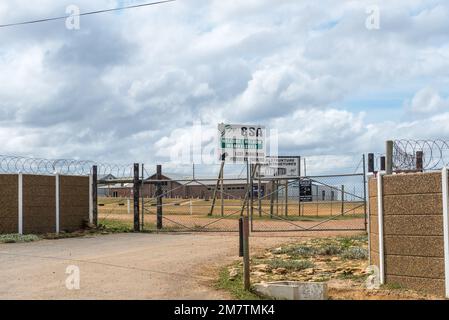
[95,162,367,233]
[249,173,367,232]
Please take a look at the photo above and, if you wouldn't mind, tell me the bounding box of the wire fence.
[95,162,367,233]
[393,139,449,171]
[251,173,366,232]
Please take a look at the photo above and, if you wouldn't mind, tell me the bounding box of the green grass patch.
[216,267,262,300]
[336,270,367,282]
[381,282,404,290]
[98,219,134,233]
[0,234,40,243]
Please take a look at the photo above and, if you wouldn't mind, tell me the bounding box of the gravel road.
[0,233,302,300]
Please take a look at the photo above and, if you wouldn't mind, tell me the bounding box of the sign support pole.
[209,154,225,216]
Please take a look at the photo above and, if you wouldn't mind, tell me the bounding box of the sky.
[0,0,449,175]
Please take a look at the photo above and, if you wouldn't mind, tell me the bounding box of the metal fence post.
[416,151,424,172]
[368,153,375,173]
[341,185,345,215]
[363,154,368,231]
[156,164,163,230]
[258,165,262,218]
[141,164,145,230]
[133,163,140,232]
[270,181,274,218]
[284,179,288,217]
[221,164,224,217]
[18,172,23,235]
[239,217,244,257]
[242,216,250,291]
[250,164,255,231]
[55,172,60,234]
[386,140,393,174]
[92,165,98,227]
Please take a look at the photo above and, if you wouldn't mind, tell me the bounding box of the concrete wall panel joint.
[441,167,449,298]
[377,172,385,284]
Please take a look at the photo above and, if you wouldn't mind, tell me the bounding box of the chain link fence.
[250,173,367,232]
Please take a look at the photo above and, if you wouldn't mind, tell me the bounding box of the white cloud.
[405,87,449,114]
[1,0,449,174]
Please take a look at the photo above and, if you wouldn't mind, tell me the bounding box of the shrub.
[0,234,40,243]
[267,259,314,271]
[318,244,342,256]
[294,246,318,257]
[340,247,368,260]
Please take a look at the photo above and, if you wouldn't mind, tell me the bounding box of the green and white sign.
[218,123,266,163]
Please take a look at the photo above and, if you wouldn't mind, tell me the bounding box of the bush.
[294,246,318,257]
[340,247,368,260]
[318,244,342,256]
[272,245,318,257]
[0,234,40,243]
[267,259,314,271]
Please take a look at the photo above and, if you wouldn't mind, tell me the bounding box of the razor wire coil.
[393,139,449,171]
[0,155,134,177]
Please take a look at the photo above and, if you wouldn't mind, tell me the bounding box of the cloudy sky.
[0,0,448,174]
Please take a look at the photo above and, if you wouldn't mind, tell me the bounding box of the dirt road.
[0,233,303,300]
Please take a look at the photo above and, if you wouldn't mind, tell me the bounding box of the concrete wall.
[0,175,18,234]
[0,174,90,235]
[369,172,446,296]
[60,176,89,232]
[23,175,56,234]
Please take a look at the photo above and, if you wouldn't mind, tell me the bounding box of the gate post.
[368,153,375,173]
[416,151,424,172]
[133,163,140,232]
[341,185,345,215]
[380,156,386,171]
[270,180,275,218]
[156,164,163,230]
[386,140,393,174]
[258,165,262,218]
[284,179,288,217]
[363,154,368,231]
[92,165,98,227]
[141,164,145,230]
[242,216,250,291]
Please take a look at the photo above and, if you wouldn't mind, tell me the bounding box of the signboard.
[218,123,266,163]
[258,156,300,178]
[299,179,313,202]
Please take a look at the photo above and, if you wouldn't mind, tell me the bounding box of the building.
[100,173,268,200]
[98,173,359,202]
